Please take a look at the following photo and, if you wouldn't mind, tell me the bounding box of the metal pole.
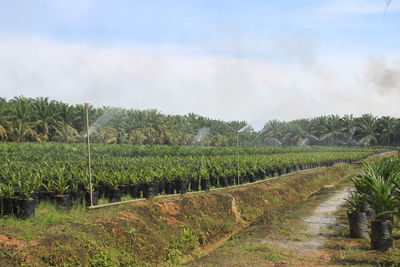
[84,103,94,207]
[236,131,239,185]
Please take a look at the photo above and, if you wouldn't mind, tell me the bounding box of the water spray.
[192,127,210,145]
[223,123,251,185]
[84,103,94,207]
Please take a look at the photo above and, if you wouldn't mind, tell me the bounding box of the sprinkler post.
[223,123,242,185]
[84,103,94,207]
[236,131,239,185]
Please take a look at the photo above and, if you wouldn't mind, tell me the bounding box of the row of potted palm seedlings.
[0,165,97,219]
[0,150,377,219]
[346,156,400,251]
[0,142,384,161]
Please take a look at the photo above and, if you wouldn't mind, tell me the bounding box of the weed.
[165,226,199,264]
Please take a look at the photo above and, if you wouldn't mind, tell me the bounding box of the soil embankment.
[0,152,394,266]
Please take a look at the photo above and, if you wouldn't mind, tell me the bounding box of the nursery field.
[0,142,386,218]
[0,143,393,266]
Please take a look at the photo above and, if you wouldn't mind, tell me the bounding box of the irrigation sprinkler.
[223,124,251,185]
[84,103,94,207]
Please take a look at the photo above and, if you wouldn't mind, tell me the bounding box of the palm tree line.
[261,114,398,146]
[0,96,249,146]
[0,96,398,146]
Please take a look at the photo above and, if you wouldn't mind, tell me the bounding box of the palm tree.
[52,102,80,142]
[9,96,38,142]
[127,129,147,145]
[8,120,39,142]
[10,96,31,122]
[53,123,78,143]
[145,109,167,142]
[283,120,310,145]
[124,109,167,144]
[376,116,397,146]
[33,97,54,141]
[261,120,286,140]
[316,115,345,145]
[356,114,378,146]
[340,114,359,145]
[0,98,10,140]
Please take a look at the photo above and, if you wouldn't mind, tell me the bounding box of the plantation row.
[0,145,380,219]
[0,142,385,160]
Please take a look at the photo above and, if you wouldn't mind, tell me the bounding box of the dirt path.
[186,185,351,266]
[300,187,350,250]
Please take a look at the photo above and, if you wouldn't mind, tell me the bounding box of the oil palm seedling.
[345,191,369,238]
[348,157,400,251]
[363,168,399,251]
[52,167,71,210]
[0,140,384,219]
[141,167,157,199]
[199,167,210,191]
[81,170,99,206]
[16,177,38,219]
[1,182,17,216]
[106,172,123,202]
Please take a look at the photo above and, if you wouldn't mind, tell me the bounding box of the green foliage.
[345,191,366,212]
[52,167,70,195]
[245,245,282,261]
[1,96,400,146]
[1,182,15,198]
[0,142,382,207]
[165,226,199,264]
[350,156,400,220]
[364,174,399,219]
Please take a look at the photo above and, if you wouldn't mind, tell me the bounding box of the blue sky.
[0,0,399,128]
[1,1,398,53]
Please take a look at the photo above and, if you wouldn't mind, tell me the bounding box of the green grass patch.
[262,252,282,261]
[241,205,263,221]
[244,245,282,261]
[245,244,275,253]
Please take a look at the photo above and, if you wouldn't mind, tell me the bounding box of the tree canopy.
[0,96,398,146]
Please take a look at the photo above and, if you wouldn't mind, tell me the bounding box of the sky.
[0,0,399,129]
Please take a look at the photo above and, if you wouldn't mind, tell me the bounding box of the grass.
[0,201,90,241]
[244,245,282,261]
[245,244,274,253]
[262,252,282,261]
[241,205,263,221]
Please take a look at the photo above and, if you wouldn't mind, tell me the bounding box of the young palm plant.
[16,176,38,219]
[363,166,399,251]
[345,191,369,238]
[52,167,71,210]
[106,172,122,203]
[1,182,17,216]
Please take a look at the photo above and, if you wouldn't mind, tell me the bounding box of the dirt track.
[186,184,351,267]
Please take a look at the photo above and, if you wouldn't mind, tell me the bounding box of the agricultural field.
[1,0,399,265]
[0,144,392,266]
[0,142,385,218]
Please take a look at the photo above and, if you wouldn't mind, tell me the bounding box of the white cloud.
[0,36,399,130]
